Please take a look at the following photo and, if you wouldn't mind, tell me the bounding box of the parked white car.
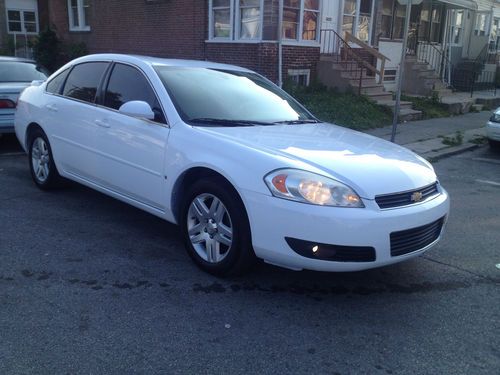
[487,108,500,148]
[15,54,450,275]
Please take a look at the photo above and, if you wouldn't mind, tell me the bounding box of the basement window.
[288,69,310,86]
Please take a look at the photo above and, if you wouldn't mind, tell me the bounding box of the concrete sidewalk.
[365,111,492,160]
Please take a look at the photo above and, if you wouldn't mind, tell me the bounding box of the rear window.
[0,61,48,82]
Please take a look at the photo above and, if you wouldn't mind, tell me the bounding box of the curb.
[421,143,481,162]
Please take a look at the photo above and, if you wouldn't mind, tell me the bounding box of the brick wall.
[45,0,320,84]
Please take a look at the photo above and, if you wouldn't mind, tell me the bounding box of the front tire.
[28,129,62,190]
[181,177,256,276]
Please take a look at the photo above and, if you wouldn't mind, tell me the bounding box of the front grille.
[285,237,376,262]
[375,183,439,209]
[390,217,445,257]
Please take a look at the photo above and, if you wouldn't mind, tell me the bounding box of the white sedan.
[15,54,449,276]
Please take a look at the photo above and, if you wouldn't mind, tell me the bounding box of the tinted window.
[62,62,108,103]
[46,69,70,94]
[0,61,48,82]
[104,63,165,123]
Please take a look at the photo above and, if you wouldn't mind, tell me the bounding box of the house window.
[7,9,38,34]
[302,0,320,40]
[68,0,90,31]
[474,13,490,36]
[451,10,464,46]
[239,0,261,39]
[392,2,406,40]
[380,0,392,39]
[288,69,310,86]
[283,0,320,42]
[209,0,262,40]
[342,0,373,43]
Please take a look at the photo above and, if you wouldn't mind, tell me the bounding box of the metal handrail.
[320,29,388,88]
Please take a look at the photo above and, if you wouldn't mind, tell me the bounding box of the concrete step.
[399,108,423,122]
[360,85,386,95]
[436,88,453,97]
[376,99,413,110]
[367,92,393,101]
[472,104,484,111]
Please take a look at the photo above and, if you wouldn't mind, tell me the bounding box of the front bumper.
[243,186,450,272]
[486,121,500,141]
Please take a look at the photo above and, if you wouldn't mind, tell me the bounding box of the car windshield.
[0,61,48,83]
[153,66,317,126]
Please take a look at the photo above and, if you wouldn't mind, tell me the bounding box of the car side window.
[62,62,109,103]
[104,63,166,124]
[46,68,70,95]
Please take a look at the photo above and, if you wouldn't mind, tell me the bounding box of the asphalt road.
[0,134,499,374]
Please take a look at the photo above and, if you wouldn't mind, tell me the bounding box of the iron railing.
[320,29,390,94]
[415,40,497,97]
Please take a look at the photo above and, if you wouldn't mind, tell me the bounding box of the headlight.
[490,112,500,123]
[264,169,364,207]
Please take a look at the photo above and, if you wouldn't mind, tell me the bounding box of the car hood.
[197,123,437,199]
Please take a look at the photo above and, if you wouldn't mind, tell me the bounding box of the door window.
[46,69,70,95]
[104,63,165,124]
[62,62,108,103]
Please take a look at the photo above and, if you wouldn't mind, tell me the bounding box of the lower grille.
[285,237,376,262]
[390,217,445,257]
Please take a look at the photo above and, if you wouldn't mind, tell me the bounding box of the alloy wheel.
[187,193,233,263]
[31,137,50,183]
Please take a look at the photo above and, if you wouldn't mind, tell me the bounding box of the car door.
[92,62,169,211]
[45,61,110,180]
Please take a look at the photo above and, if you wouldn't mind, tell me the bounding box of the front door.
[93,63,169,211]
[320,0,340,53]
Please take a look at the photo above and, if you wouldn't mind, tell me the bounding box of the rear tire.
[28,129,62,190]
[489,139,500,151]
[180,177,256,276]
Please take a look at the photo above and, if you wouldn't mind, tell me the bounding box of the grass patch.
[440,131,463,146]
[284,83,393,130]
[401,93,450,119]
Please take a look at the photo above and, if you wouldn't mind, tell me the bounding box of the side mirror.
[118,100,155,120]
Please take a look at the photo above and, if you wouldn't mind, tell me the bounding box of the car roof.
[72,53,254,73]
[0,56,36,63]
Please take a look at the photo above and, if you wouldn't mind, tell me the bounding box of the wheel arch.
[170,166,250,227]
[25,122,45,149]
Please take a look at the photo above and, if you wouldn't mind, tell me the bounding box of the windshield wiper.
[273,119,321,124]
[188,118,274,127]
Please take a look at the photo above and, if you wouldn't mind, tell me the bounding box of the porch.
[317,0,498,99]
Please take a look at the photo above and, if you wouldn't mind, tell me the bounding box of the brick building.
[35,0,322,84]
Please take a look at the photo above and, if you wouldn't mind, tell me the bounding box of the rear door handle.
[45,104,58,112]
[95,119,110,128]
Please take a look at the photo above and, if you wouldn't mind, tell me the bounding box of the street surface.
[0,134,499,374]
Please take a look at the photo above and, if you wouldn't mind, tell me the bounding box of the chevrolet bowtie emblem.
[411,191,423,202]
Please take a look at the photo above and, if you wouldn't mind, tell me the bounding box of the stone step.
[367,92,393,101]
[399,108,424,122]
[436,88,453,96]
[376,99,413,110]
[360,85,386,95]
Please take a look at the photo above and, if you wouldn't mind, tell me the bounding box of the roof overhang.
[438,0,478,10]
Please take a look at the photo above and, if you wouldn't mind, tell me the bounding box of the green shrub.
[32,28,61,72]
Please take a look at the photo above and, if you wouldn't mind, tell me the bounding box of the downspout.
[278,0,283,87]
